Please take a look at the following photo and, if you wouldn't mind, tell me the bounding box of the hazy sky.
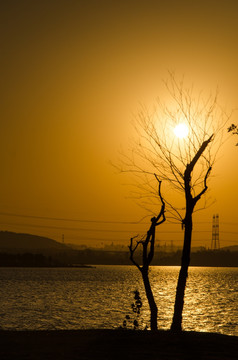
[1,0,238,248]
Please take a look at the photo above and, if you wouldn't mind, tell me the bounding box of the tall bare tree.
[129,176,165,331]
[170,135,212,331]
[119,73,230,332]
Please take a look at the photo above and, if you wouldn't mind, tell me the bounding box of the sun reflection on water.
[146,266,238,335]
[0,266,237,335]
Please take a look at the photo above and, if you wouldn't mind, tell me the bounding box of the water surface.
[0,266,237,335]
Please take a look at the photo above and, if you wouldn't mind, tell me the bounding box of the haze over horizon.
[1,0,238,249]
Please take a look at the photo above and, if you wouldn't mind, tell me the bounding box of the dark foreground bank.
[0,329,237,360]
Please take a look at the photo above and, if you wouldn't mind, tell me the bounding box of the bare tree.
[129,176,165,331]
[119,73,230,332]
[170,136,212,332]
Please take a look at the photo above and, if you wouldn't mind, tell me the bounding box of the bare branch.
[115,73,231,230]
[186,134,214,175]
[193,166,212,204]
[128,235,142,272]
[154,174,166,225]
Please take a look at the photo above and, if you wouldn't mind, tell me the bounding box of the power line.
[0,222,137,232]
[1,211,236,226]
[0,212,149,224]
[1,220,238,235]
[220,231,238,234]
[0,221,186,233]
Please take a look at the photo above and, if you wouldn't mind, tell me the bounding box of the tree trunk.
[170,136,212,332]
[142,270,158,331]
[171,212,193,332]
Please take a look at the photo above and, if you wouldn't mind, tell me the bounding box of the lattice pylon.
[211,214,220,249]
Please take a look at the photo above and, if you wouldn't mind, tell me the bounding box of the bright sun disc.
[174,123,189,139]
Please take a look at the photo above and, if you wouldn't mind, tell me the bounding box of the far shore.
[0,329,237,360]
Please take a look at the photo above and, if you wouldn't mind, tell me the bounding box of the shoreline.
[1,264,238,268]
[0,329,237,360]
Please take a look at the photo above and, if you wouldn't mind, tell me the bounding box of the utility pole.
[211,214,220,250]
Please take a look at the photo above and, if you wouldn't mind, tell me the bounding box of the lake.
[0,266,237,336]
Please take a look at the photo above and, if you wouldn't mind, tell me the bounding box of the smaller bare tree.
[129,176,165,331]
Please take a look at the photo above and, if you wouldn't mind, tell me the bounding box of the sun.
[173,123,189,139]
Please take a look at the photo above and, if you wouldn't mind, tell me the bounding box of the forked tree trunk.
[129,177,165,331]
[170,135,213,332]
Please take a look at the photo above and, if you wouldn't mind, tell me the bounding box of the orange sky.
[0,0,238,248]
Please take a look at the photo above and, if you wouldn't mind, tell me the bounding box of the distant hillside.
[1,231,237,267]
[0,231,69,254]
[221,245,238,252]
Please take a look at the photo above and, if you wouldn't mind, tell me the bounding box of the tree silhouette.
[129,176,165,331]
[170,135,212,332]
[119,73,229,332]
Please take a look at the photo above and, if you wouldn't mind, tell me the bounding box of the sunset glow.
[1,0,238,342]
[173,123,189,139]
[0,0,237,250]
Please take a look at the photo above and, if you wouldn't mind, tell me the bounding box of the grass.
[0,329,238,360]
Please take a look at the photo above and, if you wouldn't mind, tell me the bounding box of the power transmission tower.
[211,214,220,249]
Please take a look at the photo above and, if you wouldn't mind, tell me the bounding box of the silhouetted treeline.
[75,249,238,267]
[191,249,238,267]
[0,252,65,267]
[0,249,238,267]
[154,249,238,267]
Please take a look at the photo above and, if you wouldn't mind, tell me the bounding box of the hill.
[0,231,237,267]
[0,231,69,254]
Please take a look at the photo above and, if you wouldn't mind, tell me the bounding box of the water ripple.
[0,266,237,335]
